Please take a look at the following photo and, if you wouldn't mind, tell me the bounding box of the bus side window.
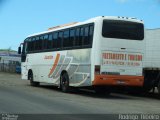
[53,32,58,49]
[35,36,39,51]
[47,34,53,49]
[39,36,44,50]
[27,38,32,52]
[83,26,89,46]
[31,37,36,52]
[75,28,80,47]
[79,27,84,47]
[43,34,48,50]
[70,29,75,48]
[63,30,69,48]
[58,31,63,49]
[89,25,94,46]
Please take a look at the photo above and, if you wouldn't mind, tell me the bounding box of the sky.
[0,0,160,50]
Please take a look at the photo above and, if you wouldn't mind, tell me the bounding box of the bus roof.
[27,16,143,38]
[47,22,79,31]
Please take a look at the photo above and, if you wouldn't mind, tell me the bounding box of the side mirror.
[18,46,21,54]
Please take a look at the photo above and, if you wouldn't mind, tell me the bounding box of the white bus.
[18,16,145,94]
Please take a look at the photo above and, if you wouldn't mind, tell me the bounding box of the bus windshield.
[102,20,144,40]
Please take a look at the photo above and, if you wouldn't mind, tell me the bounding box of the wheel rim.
[29,74,33,81]
[62,76,68,88]
[61,74,69,92]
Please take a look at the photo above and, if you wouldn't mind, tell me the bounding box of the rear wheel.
[60,73,70,93]
[28,72,39,87]
[143,77,153,93]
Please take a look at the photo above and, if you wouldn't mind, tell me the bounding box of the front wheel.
[29,72,39,87]
[60,73,70,93]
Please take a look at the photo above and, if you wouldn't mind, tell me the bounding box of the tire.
[94,86,110,95]
[142,86,153,93]
[143,78,153,93]
[60,73,70,93]
[28,72,39,87]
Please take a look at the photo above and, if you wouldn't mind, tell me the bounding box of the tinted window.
[27,38,32,52]
[89,25,94,45]
[35,36,39,51]
[84,26,89,46]
[39,36,44,50]
[102,20,144,40]
[75,28,80,47]
[22,41,27,54]
[63,30,70,48]
[53,32,58,49]
[58,31,63,49]
[31,37,36,51]
[47,34,53,49]
[70,29,75,47]
[43,35,48,49]
[26,23,94,53]
[79,27,84,46]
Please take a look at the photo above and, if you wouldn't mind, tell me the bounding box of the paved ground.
[0,72,160,116]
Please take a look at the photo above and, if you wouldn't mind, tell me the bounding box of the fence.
[0,60,20,73]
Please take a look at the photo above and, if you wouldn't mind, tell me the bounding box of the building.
[0,49,21,73]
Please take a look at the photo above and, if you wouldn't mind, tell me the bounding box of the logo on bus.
[102,52,142,67]
[102,53,142,61]
[44,55,53,60]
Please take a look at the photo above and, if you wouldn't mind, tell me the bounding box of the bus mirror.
[18,46,21,54]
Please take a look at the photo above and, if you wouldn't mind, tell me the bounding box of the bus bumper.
[93,75,144,87]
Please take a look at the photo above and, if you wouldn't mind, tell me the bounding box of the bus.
[18,16,145,94]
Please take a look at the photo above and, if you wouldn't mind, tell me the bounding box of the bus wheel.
[158,81,160,95]
[60,73,70,93]
[29,72,39,87]
[94,86,110,95]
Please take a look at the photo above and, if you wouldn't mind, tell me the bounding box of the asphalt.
[0,72,160,119]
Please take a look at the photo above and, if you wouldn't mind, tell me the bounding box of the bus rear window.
[102,20,144,40]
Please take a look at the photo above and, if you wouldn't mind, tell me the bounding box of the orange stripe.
[48,53,60,77]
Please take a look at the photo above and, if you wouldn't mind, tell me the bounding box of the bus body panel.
[24,49,92,87]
